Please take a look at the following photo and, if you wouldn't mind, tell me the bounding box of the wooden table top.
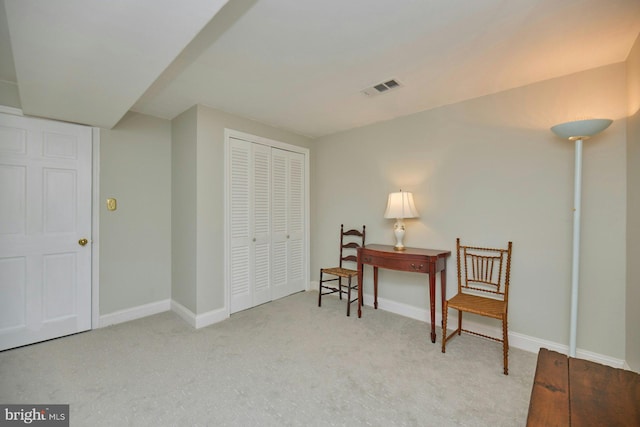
[360,244,451,258]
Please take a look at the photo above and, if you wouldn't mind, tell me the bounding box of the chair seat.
[321,267,358,278]
[447,293,506,319]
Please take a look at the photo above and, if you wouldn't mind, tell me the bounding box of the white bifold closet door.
[228,136,305,314]
[270,148,304,300]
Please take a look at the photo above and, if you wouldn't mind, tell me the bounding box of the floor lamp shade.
[384,191,419,251]
[550,119,613,140]
[550,118,612,358]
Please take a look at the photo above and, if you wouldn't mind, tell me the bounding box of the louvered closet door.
[271,149,305,300]
[251,144,271,306]
[229,138,251,313]
[228,136,305,314]
[229,138,271,313]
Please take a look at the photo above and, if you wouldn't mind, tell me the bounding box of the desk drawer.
[361,254,428,273]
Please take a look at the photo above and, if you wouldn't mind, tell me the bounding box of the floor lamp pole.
[550,118,612,359]
[569,138,583,358]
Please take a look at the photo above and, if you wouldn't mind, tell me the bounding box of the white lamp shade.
[550,119,612,140]
[384,191,419,219]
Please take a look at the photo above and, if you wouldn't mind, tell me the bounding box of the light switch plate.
[106,198,117,211]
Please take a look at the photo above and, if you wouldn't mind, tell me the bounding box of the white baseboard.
[99,299,171,328]
[572,347,626,368]
[97,289,628,369]
[97,298,229,330]
[357,291,626,369]
[170,300,229,329]
[0,106,23,116]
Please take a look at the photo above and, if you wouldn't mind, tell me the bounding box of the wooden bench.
[526,348,640,426]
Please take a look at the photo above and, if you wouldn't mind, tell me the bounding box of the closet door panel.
[252,144,271,306]
[271,149,305,300]
[270,150,289,300]
[287,152,305,293]
[229,138,252,313]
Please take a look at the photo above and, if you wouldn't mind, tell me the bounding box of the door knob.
[78,238,88,246]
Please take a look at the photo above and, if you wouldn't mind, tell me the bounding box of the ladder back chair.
[442,238,513,374]
[318,224,366,316]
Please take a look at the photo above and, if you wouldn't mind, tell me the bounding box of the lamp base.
[393,219,406,251]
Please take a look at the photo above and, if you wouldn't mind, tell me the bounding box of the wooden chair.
[442,238,513,374]
[318,224,366,316]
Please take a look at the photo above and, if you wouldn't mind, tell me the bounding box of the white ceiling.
[2,0,640,137]
[1,0,229,128]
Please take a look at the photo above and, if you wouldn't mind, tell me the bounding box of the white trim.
[171,300,229,329]
[304,143,310,292]
[223,128,310,314]
[223,133,231,318]
[194,307,228,329]
[91,127,100,329]
[171,300,196,327]
[356,291,626,368]
[0,105,23,116]
[573,348,625,369]
[363,293,431,322]
[226,129,310,155]
[98,299,170,328]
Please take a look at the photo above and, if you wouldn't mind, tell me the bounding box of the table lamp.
[384,190,419,251]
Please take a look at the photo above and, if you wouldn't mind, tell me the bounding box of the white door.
[286,151,305,296]
[252,144,271,306]
[0,113,92,351]
[228,137,272,313]
[228,138,252,313]
[227,134,306,314]
[271,149,305,300]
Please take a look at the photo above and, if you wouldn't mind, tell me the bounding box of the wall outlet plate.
[106,198,117,211]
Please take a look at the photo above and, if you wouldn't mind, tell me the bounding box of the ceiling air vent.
[361,79,402,97]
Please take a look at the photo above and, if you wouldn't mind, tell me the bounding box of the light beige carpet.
[0,291,537,426]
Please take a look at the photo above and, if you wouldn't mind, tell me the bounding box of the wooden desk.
[527,348,640,426]
[357,244,451,343]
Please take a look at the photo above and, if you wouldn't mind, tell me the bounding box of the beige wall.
[99,112,172,314]
[626,33,640,371]
[171,106,198,312]
[313,63,628,359]
[173,104,312,314]
[0,81,19,109]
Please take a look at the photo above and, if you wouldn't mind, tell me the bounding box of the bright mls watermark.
[0,405,68,426]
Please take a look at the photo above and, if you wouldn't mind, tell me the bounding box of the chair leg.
[338,277,343,300]
[318,271,323,307]
[502,315,509,375]
[346,277,352,317]
[441,301,448,353]
[457,311,462,336]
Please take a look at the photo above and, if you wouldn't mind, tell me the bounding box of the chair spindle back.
[457,238,512,300]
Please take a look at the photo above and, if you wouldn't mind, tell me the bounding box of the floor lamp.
[550,118,612,357]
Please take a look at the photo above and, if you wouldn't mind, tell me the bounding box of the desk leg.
[358,261,363,318]
[373,266,378,309]
[440,267,447,339]
[429,265,436,343]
